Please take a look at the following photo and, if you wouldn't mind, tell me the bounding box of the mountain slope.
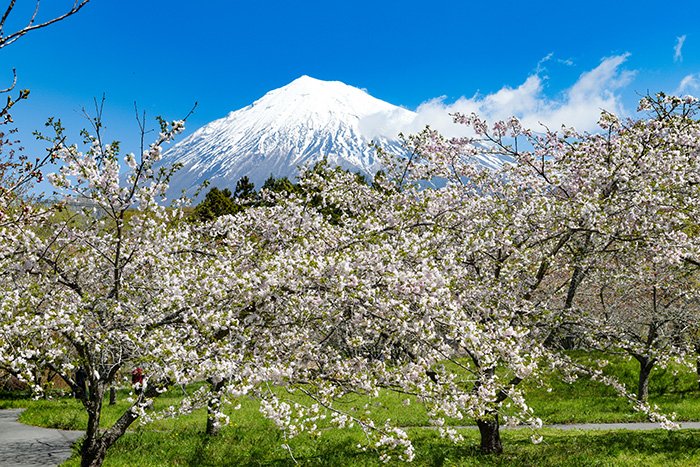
[162,75,416,198]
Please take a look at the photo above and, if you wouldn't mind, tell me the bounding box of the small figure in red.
[131,367,144,394]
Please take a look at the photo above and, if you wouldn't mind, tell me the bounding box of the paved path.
[406,421,700,431]
[542,421,700,431]
[0,409,82,467]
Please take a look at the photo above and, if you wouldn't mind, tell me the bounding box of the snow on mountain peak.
[252,75,398,117]
[162,76,415,199]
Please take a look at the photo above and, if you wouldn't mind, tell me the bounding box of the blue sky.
[1,0,698,162]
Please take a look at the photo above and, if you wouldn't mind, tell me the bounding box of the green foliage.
[191,173,301,222]
[191,187,240,222]
[192,166,372,224]
[233,176,255,200]
[261,175,300,196]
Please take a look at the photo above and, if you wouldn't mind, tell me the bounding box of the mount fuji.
[162,75,417,199]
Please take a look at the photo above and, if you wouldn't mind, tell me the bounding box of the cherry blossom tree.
[215,91,700,457]
[368,128,578,453]
[574,254,699,401]
[319,92,700,454]
[556,93,700,401]
[1,110,416,465]
[0,109,291,467]
[202,161,564,456]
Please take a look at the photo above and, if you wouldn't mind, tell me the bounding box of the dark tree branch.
[0,1,91,49]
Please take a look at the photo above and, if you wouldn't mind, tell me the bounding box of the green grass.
[3,352,700,466]
[53,426,700,466]
[524,352,700,423]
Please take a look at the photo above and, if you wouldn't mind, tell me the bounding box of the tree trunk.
[695,343,700,391]
[635,355,655,402]
[109,386,116,405]
[476,413,503,454]
[79,380,147,467]
[81,437,109,467]
[205,397,221,436]
[559,238,591,351]
[81,384,107,467]
[80,400,144,466]
[205,379,225,436]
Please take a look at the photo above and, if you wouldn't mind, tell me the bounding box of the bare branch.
[0,67,16,93]
[0,0,91,49]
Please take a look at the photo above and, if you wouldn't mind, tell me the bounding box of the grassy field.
[2,353,700,466]
[50,426,700,466]
[524,353,700,423]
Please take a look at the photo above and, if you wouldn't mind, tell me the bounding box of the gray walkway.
[543,421,700,431]
[409,421,700,431]
[0,409,82,467]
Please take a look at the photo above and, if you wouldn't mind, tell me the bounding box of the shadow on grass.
[86,427,700,467]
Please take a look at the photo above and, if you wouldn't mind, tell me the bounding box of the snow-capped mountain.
[162,75,416,198]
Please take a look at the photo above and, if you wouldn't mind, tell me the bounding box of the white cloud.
[361,53,635,138]
[558,58,575,67]
[674,35,686,62]
[676,74,699,94]
[536,52,554,74]
[535,53,575,72]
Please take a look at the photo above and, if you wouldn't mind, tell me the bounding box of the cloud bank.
[361,54,635,139]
